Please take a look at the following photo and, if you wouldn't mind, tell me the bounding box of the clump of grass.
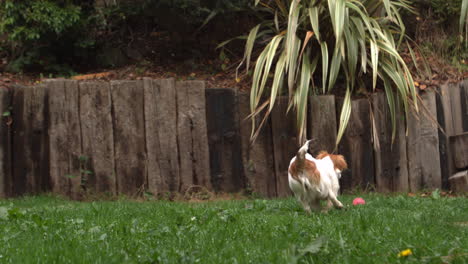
[0,194,467,263]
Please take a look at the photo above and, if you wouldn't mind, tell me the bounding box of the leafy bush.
[0,0,88,74]
[415,0,465,28]
[412,0,468,69]
[239,0,418,144]
[0,0,253,74]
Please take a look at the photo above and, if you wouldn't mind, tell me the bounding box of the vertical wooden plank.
[47,80,82,198]
[238,93,277,197]
[79,81,115,194]
[449,133,468,170]
[436,84,455,186]
[12,84,49,196]
[308,95,337,155]
[0,88,11,197]
[143,78,180,196]
[338,98,375,191]
[372,92,409,192]
[271,96,298,197]
[407,90,441,191]
[419,91,442,189]
[449,83,464,135]
[110,80,146,196]
[460,80,468,132]
[206,88,245,192]
[406,105,422,192]
[436,86,450,189]
[439,84,454,136]
[176,81,211,192]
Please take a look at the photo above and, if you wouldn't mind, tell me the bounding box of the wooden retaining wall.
[0,78,467,198]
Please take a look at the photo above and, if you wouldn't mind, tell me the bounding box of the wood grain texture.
[110,80,147,195]
[338,98,375,191]
[460,80,468,132]
[176,81,211,191]
[238,93,277,197]
[0,88,11,197]
[143,78,180,196]
[449,132,468,170]
[271,96,299,197]
[372,92,409,192]
[11,84,49,195]
[436,86,450,189]
[47,79,83,198]
[206,88,245,192]
[407,90,441,191]
[449,83,464,135]
[79,81,116,194]
[308,95,337,155]
[437,83,463,183]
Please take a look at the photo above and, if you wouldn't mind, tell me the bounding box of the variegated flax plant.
[462,0,468,46]
[236,0,420,146]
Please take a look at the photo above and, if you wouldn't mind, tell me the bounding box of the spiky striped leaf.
[328,44,342,92]
[269,51,288,111]
[259,35,284,102]
[243,25,261,75]
[383,78,397,143]
[460,0,468,34]
[336,87,352,146]
[370,40,379,90]
[308,6,321,41]
[296,49,312,143]
[320,41,329,93]
[286,1,301,95]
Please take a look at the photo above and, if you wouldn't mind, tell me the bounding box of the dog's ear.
[331,154,347,171]
[316,151,329,159]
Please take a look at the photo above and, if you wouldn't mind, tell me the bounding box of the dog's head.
[316,151,348,173]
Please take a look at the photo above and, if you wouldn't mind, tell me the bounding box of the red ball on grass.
[353,197,366,205]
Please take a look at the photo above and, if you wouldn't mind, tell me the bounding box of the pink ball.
[353,197,366,205]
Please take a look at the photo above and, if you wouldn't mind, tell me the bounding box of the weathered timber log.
[206,88,245,192]
[143,78,180,196]
[47,79,83,198]
[176,81,211,191]
[372,92,409,192]
[79,81,116,194]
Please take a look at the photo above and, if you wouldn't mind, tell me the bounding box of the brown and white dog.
[288,140,347,213]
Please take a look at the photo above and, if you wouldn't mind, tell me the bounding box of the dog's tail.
[295,140,311,190]
[296,140,310,170]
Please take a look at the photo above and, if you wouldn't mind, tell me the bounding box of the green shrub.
[415,0,464,27]
[0,0,87,74]
[0,0,253,74]
[413,0,468,69]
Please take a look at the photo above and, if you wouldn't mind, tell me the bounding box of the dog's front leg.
[328,192,344,209]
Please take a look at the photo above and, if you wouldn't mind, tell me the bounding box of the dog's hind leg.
[310,198,322,212]
[301,200,312,214]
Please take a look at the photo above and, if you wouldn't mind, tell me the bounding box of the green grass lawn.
[0,193,467,264]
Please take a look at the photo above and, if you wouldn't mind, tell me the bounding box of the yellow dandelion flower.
[398,249,412,257]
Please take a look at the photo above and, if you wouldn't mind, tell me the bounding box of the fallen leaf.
[71,72,112,80]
